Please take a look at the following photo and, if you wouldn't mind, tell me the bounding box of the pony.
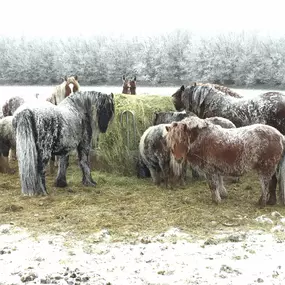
[153,110,192,126]
[122,75,137,95]
[2,96,26,161]
[122,75,131,94]
[46,76,80,105]
[179,83,285,204]
[165,117,285,207]
[129,76,137,95]
[138,116,236,186]
[2,96,25,117]
[13,91,115,196]
[46,76,80,172]
[138,123,186,187]
[0,116,16,173]
[171,83,242,112]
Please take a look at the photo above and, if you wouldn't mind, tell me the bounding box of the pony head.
[172,85,185,111]
[95,92,115,133]
[165,117,208,163]
[65,75,80,96]
[182,82,213,114]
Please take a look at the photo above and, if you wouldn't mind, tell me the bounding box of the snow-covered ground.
[1,215,285,285]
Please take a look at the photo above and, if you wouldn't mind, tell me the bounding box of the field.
[1,155,285,243]
[2,91,285,284]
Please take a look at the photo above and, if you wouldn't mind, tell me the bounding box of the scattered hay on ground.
[1,160,285,242]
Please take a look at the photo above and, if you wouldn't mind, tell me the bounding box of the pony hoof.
[267,196,277,206]
[257,197,267,208]
[82,180,97,187]
[55,180,68,188]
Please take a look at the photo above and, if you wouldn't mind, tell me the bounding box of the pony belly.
[188,152,245,177]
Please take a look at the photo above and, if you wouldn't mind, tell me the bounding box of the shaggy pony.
[13,91,115,196]
[165,117,285,207]
[0,116,16,173]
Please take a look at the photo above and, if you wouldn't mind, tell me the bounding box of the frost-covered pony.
[2,96,25,117]
[153,110,192,125]
[13,91,115,196]
[0,116,16,173]
[46,76,80,172]
[172,83,242,111]
[180,83,285,203]
[138,116,236,187]
[139,123,185,187]
[165,117,285,207]
[46,76,80,105]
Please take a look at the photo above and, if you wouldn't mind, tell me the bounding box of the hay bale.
[91,94,175,176]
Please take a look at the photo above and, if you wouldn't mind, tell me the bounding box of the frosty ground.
[1,214,285,285]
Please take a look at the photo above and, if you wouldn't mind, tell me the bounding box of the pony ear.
[74,75,78,81]
[122,75,125,80]
[110,93,114,99]
[133,76,136,81]
[64,76,68,81]
[180,85,185,91]
[165,125,171,132]
[172,122,178,127]
[193,82,197,87]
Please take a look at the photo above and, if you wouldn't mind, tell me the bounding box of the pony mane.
[196,83,242,98]
[165,122,189,151]
[64,91,115,133]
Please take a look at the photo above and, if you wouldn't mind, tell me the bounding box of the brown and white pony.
[47,75,80,104]
[165,117,285,207]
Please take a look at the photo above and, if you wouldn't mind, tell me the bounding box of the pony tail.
[279,142,285,205]
[14,110,44,196]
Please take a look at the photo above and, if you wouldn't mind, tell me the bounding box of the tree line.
[0,30,284,87]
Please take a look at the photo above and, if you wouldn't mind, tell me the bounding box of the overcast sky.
[1,0,284,39]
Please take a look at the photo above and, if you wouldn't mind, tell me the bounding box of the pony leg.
[206,174,222,204]
[149,168,161,185]
[258,176,271,208]
[191,166,201,180]
[77,148,97,186]
[267,174,277,205]
[49,154,56,175]
[8,148,17,161]
[55,155,69,187]
[218,176,228,199]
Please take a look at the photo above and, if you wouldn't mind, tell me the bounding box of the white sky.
[1,0,284,39]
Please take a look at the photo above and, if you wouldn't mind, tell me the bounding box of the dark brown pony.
[165,117,285,207]
[172,83,242,111]
[129,76,137,95]
[122,75,131,94]
[122,75,136,95]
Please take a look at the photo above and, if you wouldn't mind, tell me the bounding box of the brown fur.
[165,117,285,207]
